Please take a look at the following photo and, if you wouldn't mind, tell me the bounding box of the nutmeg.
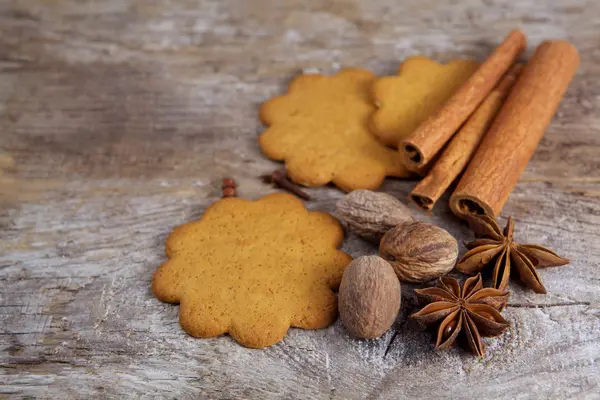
[379,221,458,283]
[338,256,401,339]
[336,190,414,242]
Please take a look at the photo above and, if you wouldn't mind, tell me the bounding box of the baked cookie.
[371,57,479,147]
[152,193,352,348]
[259,69,410,192]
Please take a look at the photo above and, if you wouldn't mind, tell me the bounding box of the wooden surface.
[1,0,599,398]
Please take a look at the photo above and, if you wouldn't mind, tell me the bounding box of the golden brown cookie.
[371,57,480,147]
[259,69,410,192]
[152,193,352,348]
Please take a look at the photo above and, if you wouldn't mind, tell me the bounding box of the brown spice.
[261,170,311,201]
[338,256,401,339]
[336,190,414,243]
[379,221,458,283]
[400,30,526,171]
[456,214,570,294]
[222,178,237,198]
[411,274,510,357]
[449,40,580,219]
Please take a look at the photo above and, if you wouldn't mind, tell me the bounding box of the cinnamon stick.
[400,30,527,171]
[449,40,579,219]
[409,64,522,211]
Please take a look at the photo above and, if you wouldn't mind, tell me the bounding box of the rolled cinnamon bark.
[400,30,526,171]
[449,40,579,219]
[410,64,522,211]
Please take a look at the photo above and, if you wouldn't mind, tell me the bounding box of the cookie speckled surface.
[372,57,480,147]
[152,193,352,348]
[259,69,411,192]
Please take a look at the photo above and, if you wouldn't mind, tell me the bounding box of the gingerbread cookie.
[371,56,479,147]
[152,193,352,348]
[259,69,410,192]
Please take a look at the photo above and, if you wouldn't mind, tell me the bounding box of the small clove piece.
[222,177,237,198]
[261,170,311,201]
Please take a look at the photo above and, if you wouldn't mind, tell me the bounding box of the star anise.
[457,215,570,294]
[411,274,509,357]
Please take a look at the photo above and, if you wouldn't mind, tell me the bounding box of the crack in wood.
[383,316,410,359]
[520,176,600,183]
[507,301,591,308]
[2,357,84,367]
[383,329,398,359]
[511,217,600,236]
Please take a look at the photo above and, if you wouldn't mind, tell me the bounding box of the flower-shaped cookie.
[152,193,352,348]
[259,69,410,192]
[371,56,480,147]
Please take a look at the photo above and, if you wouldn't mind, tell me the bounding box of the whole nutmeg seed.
[338,255,401,339]
[379,221,458,283]
[336,190,414,242]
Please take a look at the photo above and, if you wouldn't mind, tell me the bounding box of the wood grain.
[1,0,600,398]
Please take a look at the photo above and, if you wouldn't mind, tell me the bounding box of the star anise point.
[457,215,569,294]
[411,274,509,357]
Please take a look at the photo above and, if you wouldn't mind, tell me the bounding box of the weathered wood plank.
[1,0,599,398]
